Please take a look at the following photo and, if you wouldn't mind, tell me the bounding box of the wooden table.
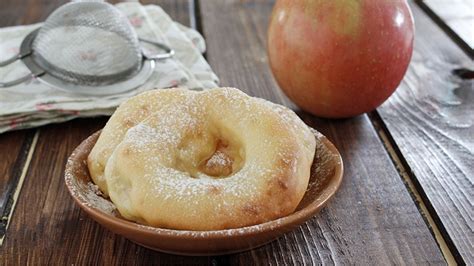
[1,0,472,264]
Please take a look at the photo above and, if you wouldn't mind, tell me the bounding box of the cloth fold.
[0,2,219,133]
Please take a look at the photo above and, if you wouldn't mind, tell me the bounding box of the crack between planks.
[0,129,39,246]
[414,0,474,60]
[367,111,459,265]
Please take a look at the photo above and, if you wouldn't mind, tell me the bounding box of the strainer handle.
[0,49,33,66]
[140,38,175,60]
[0,54,21,67]
[0,73,37,88]
[0,52,45,88]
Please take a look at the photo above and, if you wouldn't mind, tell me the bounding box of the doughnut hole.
[175,128,216,178]
[199,137,244,178]
[174,125,245,179]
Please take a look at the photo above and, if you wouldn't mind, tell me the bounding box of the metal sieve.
[0,0,174,95]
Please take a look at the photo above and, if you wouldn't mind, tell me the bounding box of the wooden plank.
[0,0,221,264]
[0,0,62,245]
[0,130,36,242]
[0,132,31,208]
[417,0,474,57]
[198,0,446,264]
[0,0,53,26]
[376,2,474,264]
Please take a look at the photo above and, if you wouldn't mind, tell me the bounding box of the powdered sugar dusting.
[99,88,321,230]
[75,88,340,233]
[113,90,266,201]
[66,126,341,239]
[206,150,231,168]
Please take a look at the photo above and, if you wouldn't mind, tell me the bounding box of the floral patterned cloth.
[0,2,219,133]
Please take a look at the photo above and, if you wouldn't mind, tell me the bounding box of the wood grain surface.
[419,0,474,55]
[0,131,32,208]
[0,0,63,245]
[198,0,445,264]
[0,130,36,239]
[0,0,467,264]
[376,2,474,264]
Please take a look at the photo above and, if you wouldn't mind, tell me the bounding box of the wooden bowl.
[64,129,343,256]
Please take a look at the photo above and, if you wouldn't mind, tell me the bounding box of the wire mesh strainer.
[0,0,174,95]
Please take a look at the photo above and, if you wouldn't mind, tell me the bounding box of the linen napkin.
[0,2,219,133]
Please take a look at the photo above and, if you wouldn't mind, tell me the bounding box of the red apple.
[267,0,414,118]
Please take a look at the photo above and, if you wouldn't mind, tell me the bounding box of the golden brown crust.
[88,87,316,230]
[87,89,198,195]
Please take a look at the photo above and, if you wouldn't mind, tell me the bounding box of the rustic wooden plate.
[64,129,343,256]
